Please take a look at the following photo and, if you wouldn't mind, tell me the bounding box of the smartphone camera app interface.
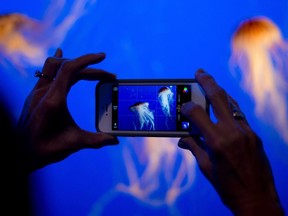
[112,84,191,132]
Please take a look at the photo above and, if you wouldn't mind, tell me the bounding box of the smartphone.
[96,79,209,137]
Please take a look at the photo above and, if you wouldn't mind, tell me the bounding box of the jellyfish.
[0,13,46,75]
[0,0,96,75]
[130,102,155,131]
[158,86,174,129]
[158,86,174,117]
[230,16,288,144]
[89,137,196,215]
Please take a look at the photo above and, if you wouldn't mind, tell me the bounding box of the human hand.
[178,69,284,216]
[18,48,119,172]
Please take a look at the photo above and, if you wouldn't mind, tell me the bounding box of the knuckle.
[246,130,263,147]
[210,136,227,153]
[210,128,262,155]
[191,103,204,112]
[197,71,214,83]
[60,60,71,69]
[199,159,212,173]
[209,129,244,153]
[44,57,63,70]
[230,130,246,144]
[60,60,74,71]
[187,104,205,117]
[210,87,227,99]
[41,99,57,110]
[181,102,205,119]
[44,57,55,65]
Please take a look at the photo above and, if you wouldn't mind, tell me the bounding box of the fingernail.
[196,68,205,74]
[195,69,206,80]
[103,135,119,145]
[54,48,63,58]
[110,136,119,145]
[96,52,106,56]
[178,140,189,150]
[180,102,192,114]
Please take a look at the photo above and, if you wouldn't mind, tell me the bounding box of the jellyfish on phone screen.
[158,86,174,117]
[130,102,155,130]
[230,16,288,144]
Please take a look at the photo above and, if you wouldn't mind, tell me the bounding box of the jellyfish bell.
[0,13,46,75]
[232,16,282,51]
[130,102,155,131]
[130,102,151,116]
[230,16,288,144]
[0,13,42,39]
[130,102,147,111]
[0,0,97,76]
[0,13,30,35]
[158,86,174,117]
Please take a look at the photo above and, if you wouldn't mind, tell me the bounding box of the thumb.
[80,131,119,148]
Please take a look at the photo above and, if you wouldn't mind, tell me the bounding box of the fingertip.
[180,102,194,115]
[105,71,117,80]
[97,69,117,80]
[54,48,63,58]
[97,52,106,56]
[96,52,106,59]
[178,140,189,150]
[102,134,119,146]
[195,68,206,79]
[178,137,192,150]
[110,136,120,145]
[196,68,205,74]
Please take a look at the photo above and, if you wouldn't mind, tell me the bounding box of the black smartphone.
[96,79,209,137]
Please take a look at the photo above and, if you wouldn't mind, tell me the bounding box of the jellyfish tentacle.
[130,102,155,131]
[158,86,174,128]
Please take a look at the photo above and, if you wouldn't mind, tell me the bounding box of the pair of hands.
[18,49,284,215]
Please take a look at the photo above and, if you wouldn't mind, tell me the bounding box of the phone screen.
[111,84,192,132]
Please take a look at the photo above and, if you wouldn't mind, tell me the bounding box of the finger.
[34,57,67,89]
[34,48,66,89]
[50,53,106,94]
[178,137,213,180]
[54,48,63,58]
[181,102,219,139]
[69,52,106,72]
[58,53,106,80]
[76,68,117,81]
[195,69,234,123]
[78,131,119,149]
[228,95,251,131]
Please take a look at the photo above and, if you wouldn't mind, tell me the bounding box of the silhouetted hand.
[178,69,284,216]
[18,48,119,172]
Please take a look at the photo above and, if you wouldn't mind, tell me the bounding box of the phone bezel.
[96,79,209,137]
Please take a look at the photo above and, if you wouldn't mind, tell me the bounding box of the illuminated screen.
[112,84,191,131]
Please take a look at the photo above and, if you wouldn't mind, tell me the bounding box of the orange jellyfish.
[0,0,97,75]
[130,102,155,130]
[230,16,288,143]
[0,13,45,75]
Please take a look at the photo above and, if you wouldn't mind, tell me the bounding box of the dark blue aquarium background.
[0,1,288,216]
